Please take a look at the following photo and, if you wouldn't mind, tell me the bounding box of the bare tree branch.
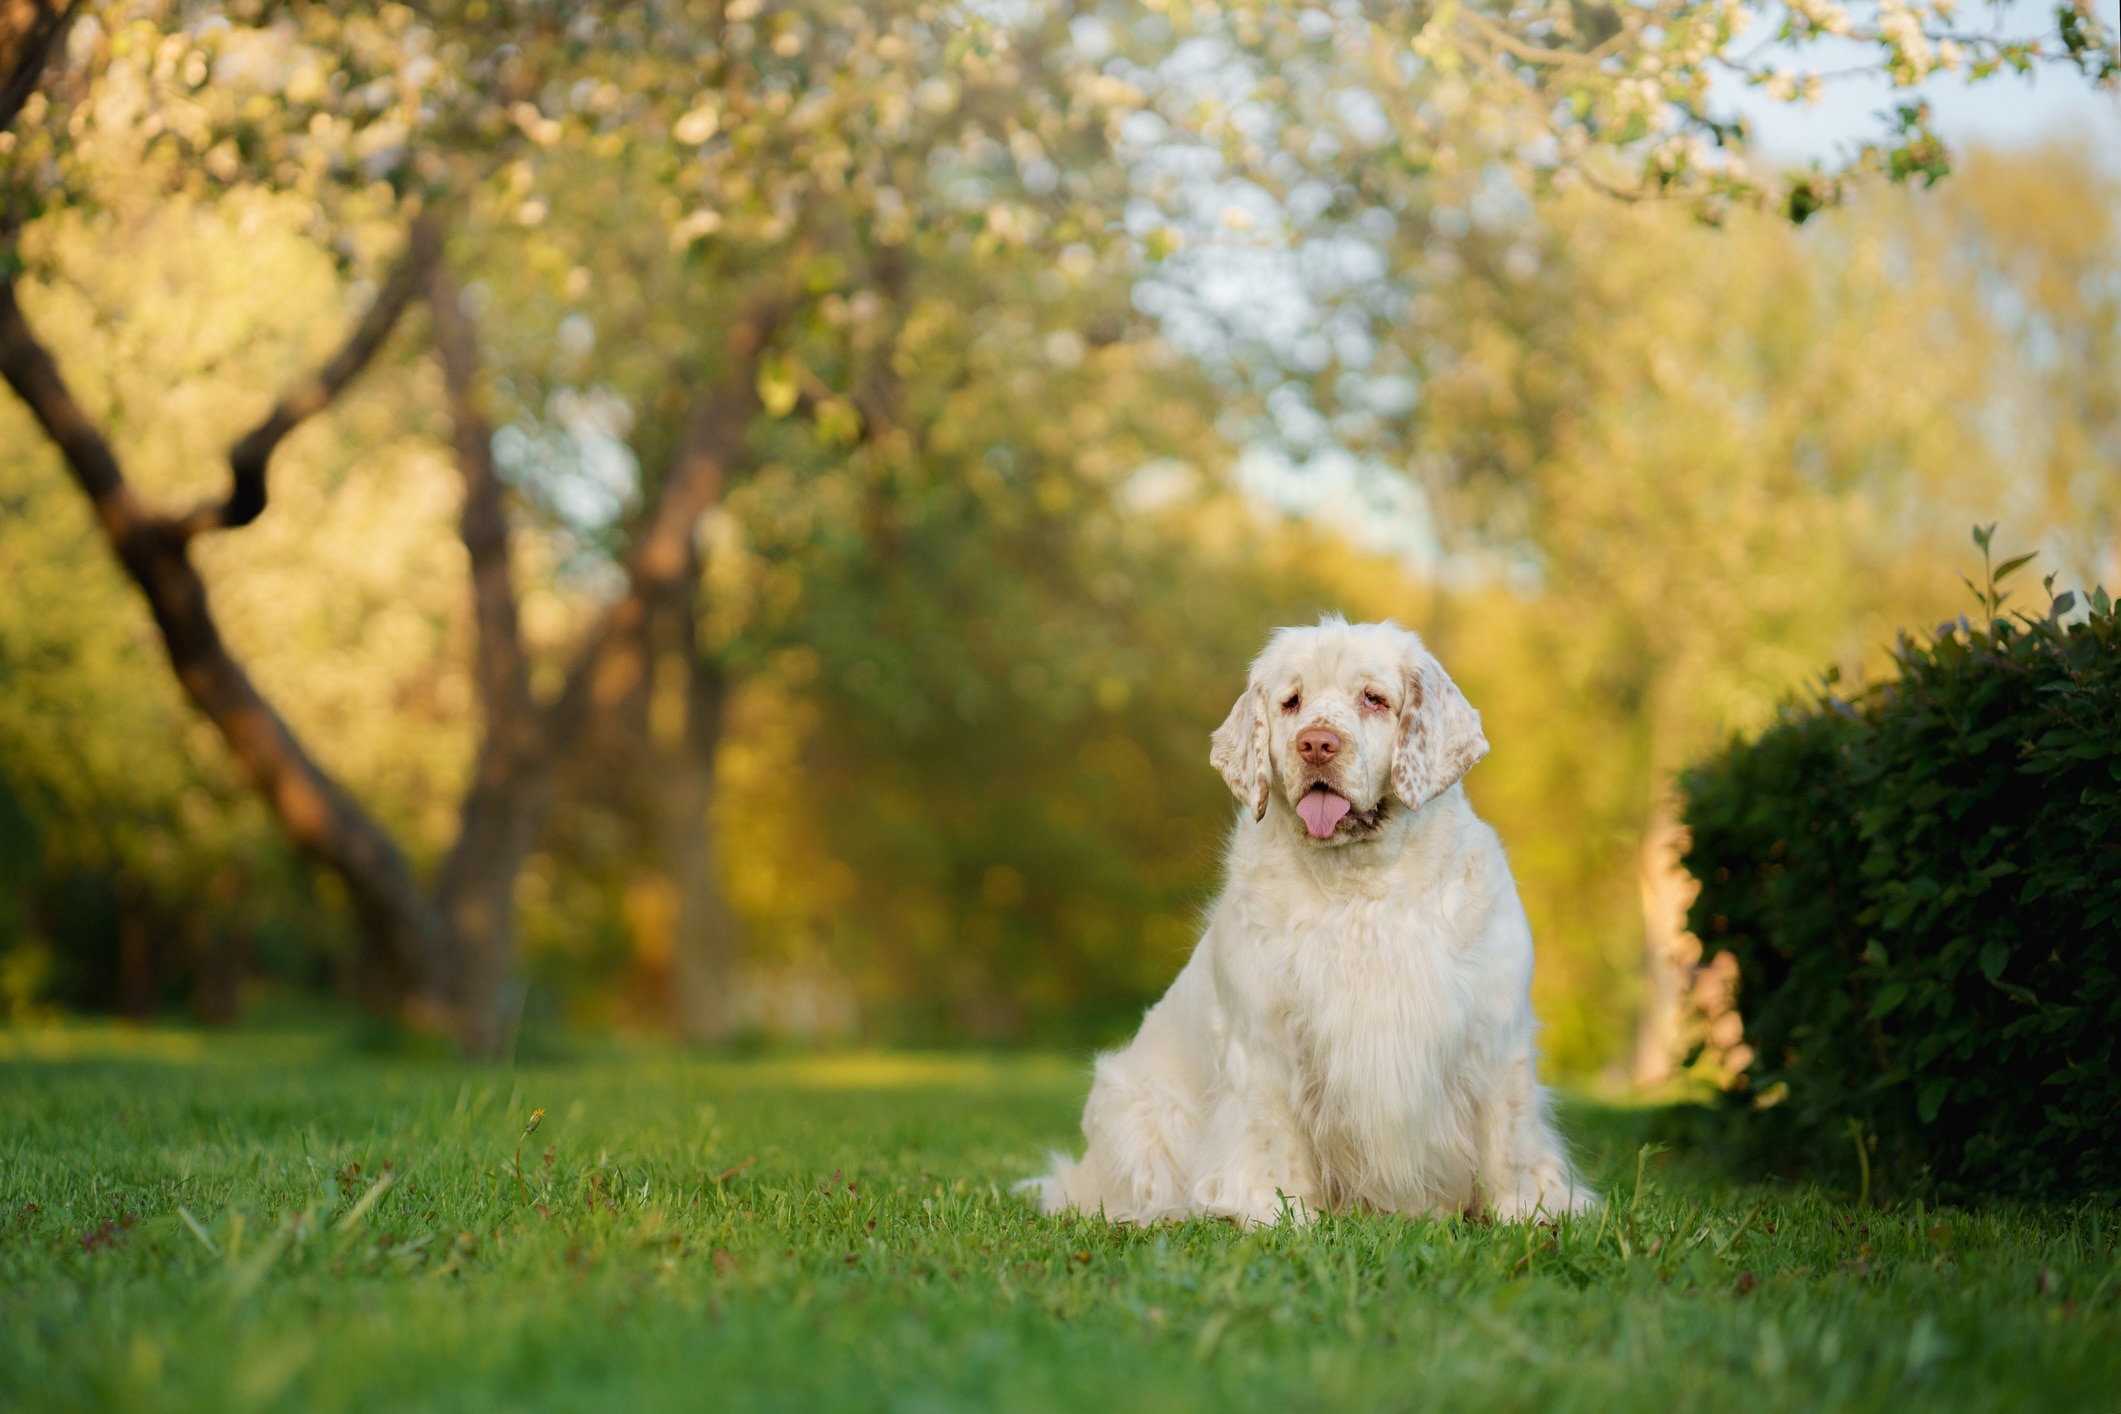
[169,214,443,540]
[0,271,449,1014]
[1454,8,1628,72]
[0,0,76,135]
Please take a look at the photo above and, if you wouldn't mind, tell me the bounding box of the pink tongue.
[1296,790,1351,839]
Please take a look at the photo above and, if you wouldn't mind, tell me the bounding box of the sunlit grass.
[2,1036,2116,1411]
[0,1022,216,1064]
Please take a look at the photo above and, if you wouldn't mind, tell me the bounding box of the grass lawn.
[2,1029,2116,1412]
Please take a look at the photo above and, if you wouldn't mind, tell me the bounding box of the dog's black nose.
[1297,729,1340,764]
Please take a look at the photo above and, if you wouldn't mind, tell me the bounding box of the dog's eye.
[1280,692,1301,714]
[1362,690,1391,712]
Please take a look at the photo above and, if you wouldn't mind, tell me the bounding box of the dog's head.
[1208,618,1488,845]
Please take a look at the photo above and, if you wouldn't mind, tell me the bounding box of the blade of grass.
[176,1205,219,1257]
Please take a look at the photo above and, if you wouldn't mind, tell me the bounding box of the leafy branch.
[1961,523,2038,624]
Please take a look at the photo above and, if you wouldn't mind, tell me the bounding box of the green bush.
[1681,535,2121,1202]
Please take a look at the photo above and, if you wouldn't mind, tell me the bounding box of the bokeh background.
[1,1,2115,1083]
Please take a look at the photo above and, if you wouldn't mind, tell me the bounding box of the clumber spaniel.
[1027,618,1593,1225]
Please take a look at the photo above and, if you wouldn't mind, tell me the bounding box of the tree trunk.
[431,777,544,1054]
[427,264,551,1056]
[1630,790,1701,1087]
[115,902,155,1022]
[649,576,743,1045]
[189,916,248,1026]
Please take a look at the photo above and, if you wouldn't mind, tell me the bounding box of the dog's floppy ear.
[1391,649,1489,812]
[1209,679,1272,821]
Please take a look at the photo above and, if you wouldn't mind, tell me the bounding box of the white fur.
[1025,619,1594,1226]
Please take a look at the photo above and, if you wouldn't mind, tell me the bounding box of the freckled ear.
[1391,652,1489,812]
[1209,681,1272,821]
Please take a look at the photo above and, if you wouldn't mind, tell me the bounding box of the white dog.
[1027,618,1593,1226]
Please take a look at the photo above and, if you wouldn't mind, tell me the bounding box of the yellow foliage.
[10,192,478,864]
[3,117,2112,1070]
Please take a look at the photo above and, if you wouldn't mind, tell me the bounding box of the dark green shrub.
[1682,537,2121,1202]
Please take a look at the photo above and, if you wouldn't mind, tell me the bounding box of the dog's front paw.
[1231,1194,1321,1229]
[1193,1177,1319,1228]
[1490,1170,1600,1222]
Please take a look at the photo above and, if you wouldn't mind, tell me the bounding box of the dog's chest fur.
[1219,798,1507,1208]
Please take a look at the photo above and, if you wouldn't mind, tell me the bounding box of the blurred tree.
[1,0,2112,1062]
[0,212,453,1017]
[0,0,1147,1049]
[0,189,472,1021]
[1936,146,2121,590]
[1410,171,2112,1080]
[408,0,1163,1045]
[711,302,1236,1039]
[1085,0,2116,1076]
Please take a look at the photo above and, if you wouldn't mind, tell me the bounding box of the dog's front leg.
[1185,1043,1322,1227]
[1477,1051,1599,1221]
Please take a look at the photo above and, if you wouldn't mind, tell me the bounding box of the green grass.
[2,1029,2117,1412]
